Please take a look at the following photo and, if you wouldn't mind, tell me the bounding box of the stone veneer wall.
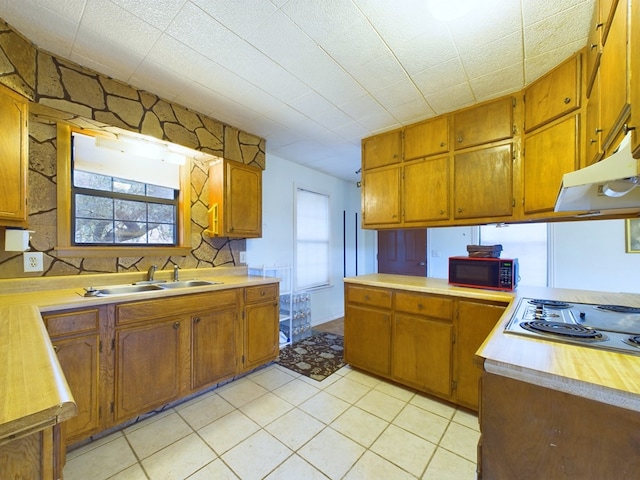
[0,19,266,278]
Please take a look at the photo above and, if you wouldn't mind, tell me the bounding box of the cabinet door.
[585,3,602,99]
[524,54,580,132]
[404,116,449,160]
[453,97,513,150]
[0,84,28,226]
[392,314,453,398]
[585,71,602,166]
[344,304,391,376]
[453,144,513,219]
[50,334,100,444]
[456,300,505,410]
[362,164,401,226]
[403,156,449,223]
[600,0,629,151]
[115,318,185,422]
[362,130,402,170]
[524,115,579,214]
[226,161,262,237]
[191,307,239,390]
[244,300,279,370]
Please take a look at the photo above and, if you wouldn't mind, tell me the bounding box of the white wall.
[427,219,640,294]
[247,154,375,325]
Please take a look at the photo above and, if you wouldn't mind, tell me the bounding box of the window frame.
[294,186,331,291]
[56,124,192,257]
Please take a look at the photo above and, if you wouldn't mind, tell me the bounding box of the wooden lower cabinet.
[344,284,506,409]
[42,307,109,445]
[480,372,640,479]
[392,314,453,397]
[115,316,189,423]
[455,300,506,409]
[0,425,63,480]
[243,285,280,370]
[191,307,239,390]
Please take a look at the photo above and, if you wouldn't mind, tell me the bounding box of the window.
[479,223,548,286]
[56,125,192,257]
[295,188,330,290]
[72,132,179,245]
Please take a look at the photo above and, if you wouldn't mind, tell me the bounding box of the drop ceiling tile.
[373,79,424,110]
[128,61,192,102]
[33,0,86,23]
[522,0,594,27]
[1,2,77,57]
[333,121,372,143]
[191,0,278,37]
[523,4,592,59]
[80,0,162,56]
[281,0,363,45]
[358,110,401,132]
[413,58,468,98]
[271,140,336,164]
[425,82,475,115]
[339,94,386,122]
[524,39,585,84]
[449,0,522,51]
[349,53,408,94]
[393,28,458,76]
[461,32,523,79]
[386,98,435,125]
[109,0,187,30]
[469,63,523,100]
[288,92,355,129]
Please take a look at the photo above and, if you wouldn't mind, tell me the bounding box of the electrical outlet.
[239,251,247,264]
[23,252,43,272]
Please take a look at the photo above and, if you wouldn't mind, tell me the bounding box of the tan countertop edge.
[0,268,280,442]
[345,273,640,412]
[1,305,76,444]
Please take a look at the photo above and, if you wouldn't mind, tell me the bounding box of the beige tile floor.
[64,364,479,480]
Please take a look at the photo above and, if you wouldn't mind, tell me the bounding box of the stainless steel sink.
[159,280,222,289]
[85,284,165,296]
[84,280,222,297]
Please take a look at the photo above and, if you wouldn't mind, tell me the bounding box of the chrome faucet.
[173,264,180,282]
[147,265,157,282]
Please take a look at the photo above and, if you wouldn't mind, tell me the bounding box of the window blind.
[296,188,330,290]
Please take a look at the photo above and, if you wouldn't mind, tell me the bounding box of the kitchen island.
[344,274,640,479]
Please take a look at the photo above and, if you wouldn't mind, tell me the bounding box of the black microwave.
[448,256,518,291]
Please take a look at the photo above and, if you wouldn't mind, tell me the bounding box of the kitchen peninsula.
[343,274,640,479]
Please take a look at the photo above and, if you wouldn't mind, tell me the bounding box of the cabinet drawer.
[454,97,513,150]
[346,285,392,309]
[245,284,278,303]
[116,290,239,325]
[44,308,100,337]
[394,292,453,320]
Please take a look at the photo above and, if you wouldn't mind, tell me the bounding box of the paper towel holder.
[4,229,35,252]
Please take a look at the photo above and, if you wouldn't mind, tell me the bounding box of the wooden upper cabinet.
[0,84,28,227]
[403,156,449,223]
[524,53,581,133]
[362,130,402,170]
[453,97,513,150]
[631,0,640,157]
[585,4,602,99]
[585,70,602,166]
[362,164,402,226]
[453,143,513,219]
[404,116,449,160]
[600,0,629,151]
[523,115,580,214]
[208,159,262,238]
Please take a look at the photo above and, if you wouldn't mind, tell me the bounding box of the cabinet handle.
[440,209,445,215]
[364,295,370,301]
[53,345,59,353]
[440,141,445,147]
[590,138,597,144]
[392,153,398,158]
[623,124,636,134]
[457,136,463,143]
[173,322,180,329]
[595,128,603,134]
[417,303,424,310]
[563,97,571,104]
[261,290,266,296]
[457,208,463,213]
[590,43,597,50]
[194,317,201,324]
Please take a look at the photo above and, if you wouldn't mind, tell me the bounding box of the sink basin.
[159,280,222,289]
[86,284,165,296]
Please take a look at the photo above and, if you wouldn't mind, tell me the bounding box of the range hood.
[555,132,640,213]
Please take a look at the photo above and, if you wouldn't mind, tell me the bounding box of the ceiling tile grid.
[0,0,596,183]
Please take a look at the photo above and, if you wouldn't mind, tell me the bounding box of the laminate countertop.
[0,267,280,443]
[345,274,640,412]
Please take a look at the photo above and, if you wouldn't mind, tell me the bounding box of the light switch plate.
[24,252,43,272]
[239,251,246,264]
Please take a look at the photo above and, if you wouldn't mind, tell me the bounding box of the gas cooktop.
[504,297,640,355]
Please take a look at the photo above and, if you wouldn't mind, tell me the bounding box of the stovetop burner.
[528,299,571,309]
[598,304,640,314]
[520,320,607,341]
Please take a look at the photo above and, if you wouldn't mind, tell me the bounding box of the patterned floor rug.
[276,332,345,381]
